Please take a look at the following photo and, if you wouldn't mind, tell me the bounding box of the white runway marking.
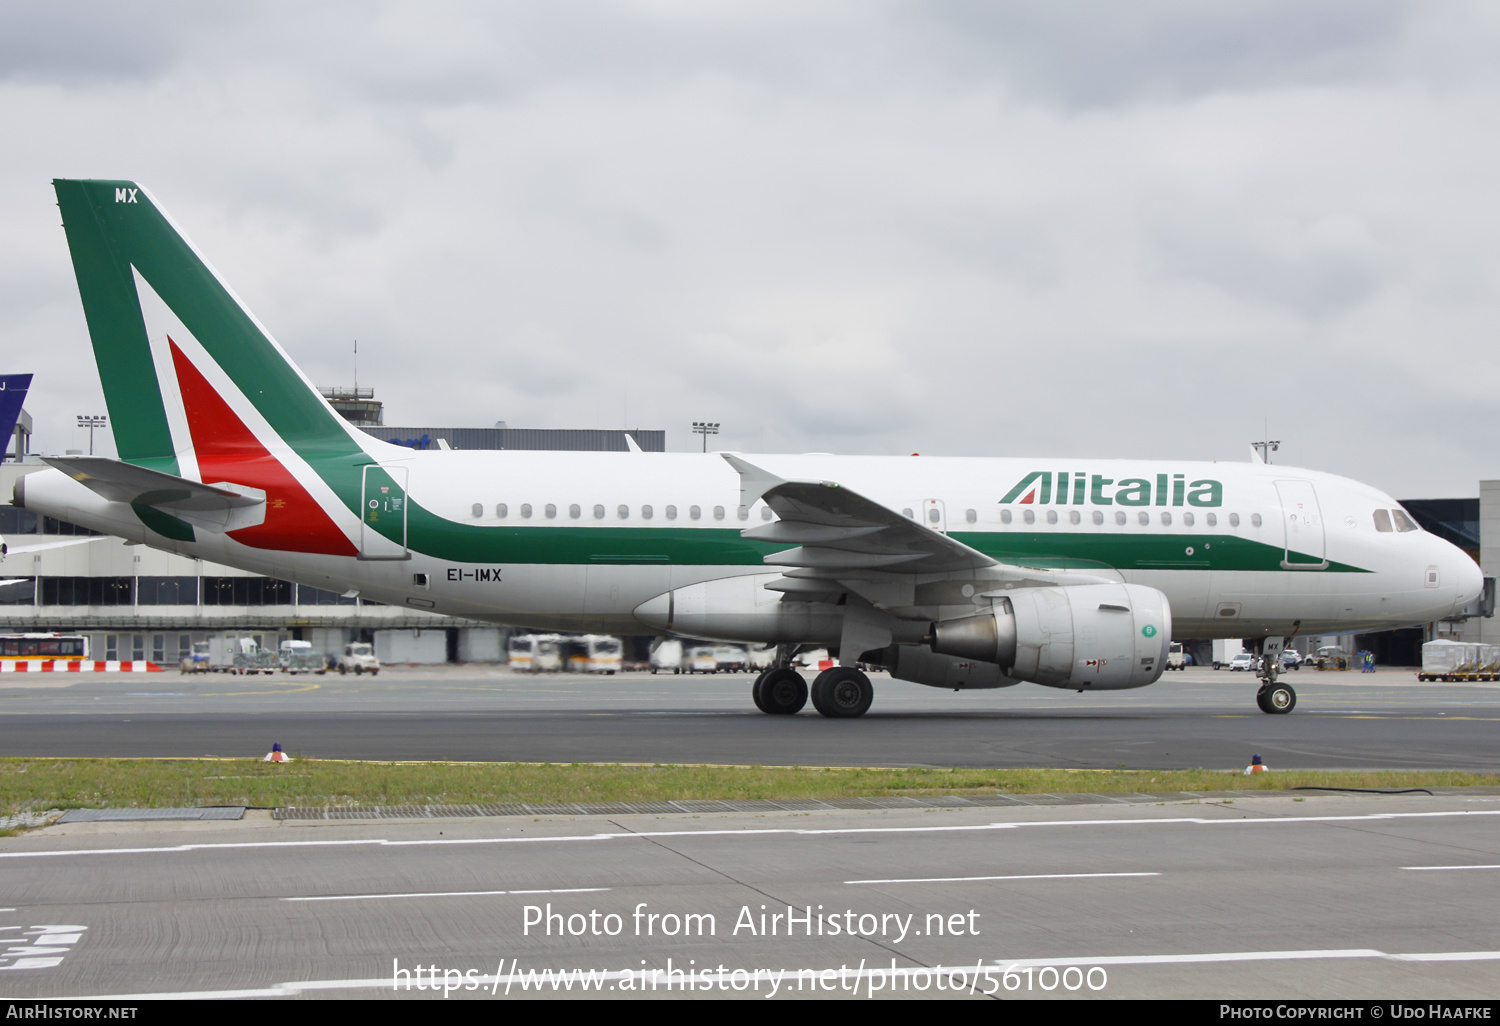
[283,886,609,902]
[994,948,1500,968]
[60,948,1500,1000]
[1402,864,1500,872]
[847,871,1160,885]
[5,809,1497,859]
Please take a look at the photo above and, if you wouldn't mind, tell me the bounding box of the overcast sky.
[3,1,1499,497]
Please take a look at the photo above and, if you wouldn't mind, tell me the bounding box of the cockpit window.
[1392,509,1419,533]
[1373,509,1392,533]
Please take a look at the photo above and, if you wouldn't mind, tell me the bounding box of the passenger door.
[1276,480,1327,570]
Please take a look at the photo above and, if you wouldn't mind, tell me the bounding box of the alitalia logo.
[1000,471,1223,508]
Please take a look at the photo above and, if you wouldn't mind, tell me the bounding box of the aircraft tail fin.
[51,179,374,556]
[52,179,372,474]
[0,374,31,457]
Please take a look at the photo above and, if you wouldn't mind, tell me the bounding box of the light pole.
[77,415,107,456]
[691,421,719,453]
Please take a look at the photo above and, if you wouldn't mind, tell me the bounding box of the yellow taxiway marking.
[199,682,322,697]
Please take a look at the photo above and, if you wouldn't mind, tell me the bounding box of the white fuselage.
[19,451,1482,645]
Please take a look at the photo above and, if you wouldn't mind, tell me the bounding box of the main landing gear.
[1253,645,1296,714]
[750,664,875,718]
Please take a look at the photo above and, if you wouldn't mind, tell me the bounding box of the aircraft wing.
[1,536,103,557]
[41,456,265,512]
[727,454,999,576]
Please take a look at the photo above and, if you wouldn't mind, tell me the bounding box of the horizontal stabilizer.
[43,456,265,512]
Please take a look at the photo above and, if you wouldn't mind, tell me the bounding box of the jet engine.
[928,583,1171,690]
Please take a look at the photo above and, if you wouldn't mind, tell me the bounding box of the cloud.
[2,2,1500,499]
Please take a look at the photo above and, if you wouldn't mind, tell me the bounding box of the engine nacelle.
[883,644,1021,690]
[929,583,1171,690]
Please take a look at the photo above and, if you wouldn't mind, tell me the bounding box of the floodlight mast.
[692,421,720,453]
[76,414,107,456]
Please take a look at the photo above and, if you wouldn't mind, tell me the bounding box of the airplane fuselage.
[20,450,1480,646]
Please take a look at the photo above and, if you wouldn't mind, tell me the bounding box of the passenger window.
[690,505,701,521]
[903,508,914,519]
[1251,513,1262,528]
[1046,510,1057,525]
[593,504,605,519]
[496,503,508,519]
[1160,512,1171,526]
[1137,511,1149,526]
[737,505,749,521]
[520,503,533,519]
[471,503,482,518]
[1069,510,1080,525]
[618,505,630,520]
[641,505,653,520]
[761,505,773,521]
[1115,511,1126,526]
[1183,512,1194,527]
[1023,509,1035,525]
[666,505,678,520]
[928,508,941,524]
[1373,509,1392,533]
[544,504,557,519]
[713,505,725,521]
[965,509,977,523]
[1092,510,1103,526]
[1000,509,1012,525]
[569,504,581,519]
[1229,513,1240,528]
[1392,509,1419,533]
[1206,512,1217,527]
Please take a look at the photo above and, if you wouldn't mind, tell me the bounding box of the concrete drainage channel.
[28,787,1500,823]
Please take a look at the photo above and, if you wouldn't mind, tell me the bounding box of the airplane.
[13,178,1486,717]
[0,373,101,583]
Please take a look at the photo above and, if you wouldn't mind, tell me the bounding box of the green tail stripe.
[54,181,177,469]
[52,179,366,504]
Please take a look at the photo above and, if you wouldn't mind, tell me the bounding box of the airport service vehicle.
[650,638,684,674]
[714,645,749,672]
[337,642,380,675]
[231,637,277,674]
[508,633,567,672]
[19,179,1489,720]
[1418,639,1500,681]
[278,639,326,674]
[1228,653,1256,672]
[0,633,87,661]
[1280,649,1303,671]
[685,646,720,674]
[568,634,622,674]
[180,640,211,672]
[1167,643,1186,670]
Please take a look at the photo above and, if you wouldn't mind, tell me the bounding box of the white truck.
[650,639,684,674]
[337,642,381,675]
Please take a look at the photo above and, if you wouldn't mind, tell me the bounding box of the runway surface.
[2,793,1498,1000]
[2,666,1499,769]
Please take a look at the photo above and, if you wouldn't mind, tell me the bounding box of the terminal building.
[0,386,662,666]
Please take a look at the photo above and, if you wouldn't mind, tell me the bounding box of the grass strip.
[0,758,1496,818]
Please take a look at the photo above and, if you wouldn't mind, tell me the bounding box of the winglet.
[624,433,643,453]
[721,454,786,508]
[1248,444,1265,465]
